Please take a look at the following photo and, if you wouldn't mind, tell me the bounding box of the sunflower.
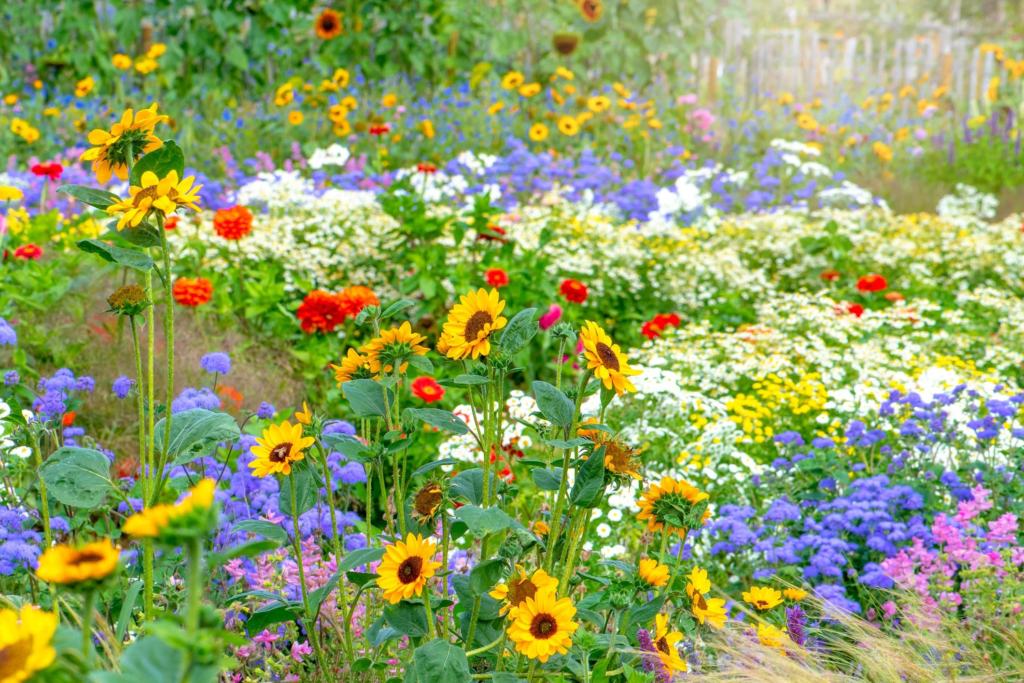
[122,479,217,538]
[756,622,789,649]
[687,568,726,629]
[35,541,119,586]
[652,614,687,673]
[249,421,315,478]
[579,0,603,22]
[587,95,611,113]
[315,9,343,39]
[330,348,374,385]
[79,105,166,184]
[332,68,350,87]
[0,604,57,683]
[557,115,580,136]
[528,123,549,142]
[329,104,349,124]
[636,476,710,534]
[532,520,549,536]
[506,589,579,662]
[743,585,783,611]
[784,587,808,601]
[441,289,507,360]
[489,565,560,617]
[295,401,312,426]
[375,534,442,604]
[580,422,643,481]
[106,170,203,230]
[580,321,641,396]
[502,71,525,90]
[637,558,669,589]
[359,321,430,374]
[411,482,443,522]
[518,83,541,98]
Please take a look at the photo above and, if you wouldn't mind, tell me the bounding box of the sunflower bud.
[609,587,632,609]
[569,572,584,588]
[551,322,576,343]
[573,627,599,650]
[552,33,580,56]
[105,285,151,316]
[496,535,524,560]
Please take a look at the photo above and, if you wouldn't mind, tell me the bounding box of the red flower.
[485,268,509,288]
[845,303,864,317]
[172,277,214,307]
[164,215,180,230]
[296,290,346,333]
[213,205,254,241]
[640,321,662,340]
[416,162,437,174]
[337,285,379,318]
[31,162,63,181]
[820,269,840,282]
[856,274,887,292]
[477,225,506,243]
[652,313,680,328]
[498,466,514,483]
[560,278,588,303]
[885,291,904,302]
[411,376,445,404]
[62,411,75,427]
[370,124,391,136]
[13,244,42,260]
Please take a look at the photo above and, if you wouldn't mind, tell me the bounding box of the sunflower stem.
[186,537,202,636]
[156,212,174,506]
[28,430,58,620]
[81,589,95,659]
[466,632,504,657]
[289,473,325,671]
[376,460,394,540]
[315,439,354,660]
[422,588,437,638]
[129,316,147,506]
[661,529,688,598]
[441,512,451,636]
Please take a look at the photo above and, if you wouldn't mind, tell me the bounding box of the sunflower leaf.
[499,307,538,356]
[404,408,469,435]
[468,558,507,597]
[380,299,416,319]
[129,140,186,187]
[569,445,606,508]
[343,378,393,418]
[76,239,154,272]
[56,184,120,209]
[532,381,574,427]
[412,638,473,683]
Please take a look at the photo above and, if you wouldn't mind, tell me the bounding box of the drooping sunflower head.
[743,585,783,611]
[330,347,375,386]
[489,565,561,617]
[315,9,343,39]
[249,421,315,478]
[580,321,641,396]
[636,476,711,534]
[506,589,579,663]
[756,622,790,649]
[35,540,120,588]
[105,284,151,316]
[375,533,442,604]
[106,170,203,230]
[441,288,507,360]
[636,558,670,589]
[122,478,218,543]
[359,321,429,375]
[79,105,167,183]
[411,482,444,522]
[653,614,688,673]
[0,604,58,682]
[597,436,643,482]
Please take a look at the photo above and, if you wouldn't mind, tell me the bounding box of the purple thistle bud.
[786,605,807,647]
[636,628,671,683]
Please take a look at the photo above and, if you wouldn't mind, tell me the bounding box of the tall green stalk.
[314,439,354,660]
[289,474,325,670]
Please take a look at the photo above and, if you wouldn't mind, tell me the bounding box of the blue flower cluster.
[33,368,94,422]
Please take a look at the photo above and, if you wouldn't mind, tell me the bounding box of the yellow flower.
[295,401,312,425]
[288,111,304,125]
[637,476,710,534]
[933,85,948,98]
[587,96,611,113]
[777,92,794,105]
[652,614,687,673]
[341,95,358,110]
[375,534,442,604]
[249,421,314,478]
[648,118,663,130]
[79,105,167,183]
[411,483,443,522]
[489,564,560,616]
[872,141,893,163]
[502,71,525,90]
[487,102,505,116]
[743,585,783,611]
[796,113,818,130]
[106,170,203,229]
[518,82,541,97]
[112,53,133,70]
[555,67,574,80]
[532,521,549,536]
[528,123,549,142]
[687,567,727,629]
[440,288,508,360]
[123,479,218,537]
[557,115,579,136]
[32,80,42,90]
[359,321,430,374]
[898,85,917,98]
[783,587,808,601]
[75,76,95,98]
[382,93,398,108]
[134,59,159,75]
[4,94,18,106]
[0,604,57,682]
[757,622,789,649]
[0,186,24,202]
[576,111,593,125]
[334,120,352,136]
[421,119,435,139]
[329,104,349,124]
[275,84,294,106]
[637,558,670,588]
[315,9,343,39]
[580,321,641,395]
[685,566,711,596]
[330,348,374,385]
[36,541,119,586]
[506,589,578,662]
[332,68,350,88]
[147,43,167,59]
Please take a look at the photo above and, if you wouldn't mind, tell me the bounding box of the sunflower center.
[68,550,106,567]
[594,342,620,371]
[655,636,670,654]
[269,443,292,463]
[132,184,178,209]
[529,612,558,639]
[694,593,707,611]
[0,637,33,679]
[397,556,423,584]
[463,311,493,343]
[755,599,770,609]
[321,15,337,30]
[605,442,630,471]
[414,485,443,516]
[507,578,538,607]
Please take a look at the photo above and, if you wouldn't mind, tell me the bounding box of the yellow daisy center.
[529,612,558,639]
[463,310,494,342]
[398,556,423,584]
[0,637,33,679]
[269,443,292,462]
[594,342,619,371]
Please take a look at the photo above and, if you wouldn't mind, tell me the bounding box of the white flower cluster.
[936,183,999,222]
[436,390,543,467]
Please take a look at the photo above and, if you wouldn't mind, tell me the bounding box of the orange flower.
[338,285,379,317]
[296,290,346,334]
[213,205,253,240]
[579,0,603,22]
[315,9,343,39]
[172,277,214,307]
[13,244,42,260]
[559,278,587,303]
[411,376,445,404]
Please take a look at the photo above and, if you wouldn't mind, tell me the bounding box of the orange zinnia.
[172,277,214,307]
[213,205,253,240]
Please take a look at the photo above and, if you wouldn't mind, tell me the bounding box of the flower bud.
[105,285,150,316]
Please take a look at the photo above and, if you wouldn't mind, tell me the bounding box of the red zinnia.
[13,244,42,260]
[62,411,75,427]
[485,268,509,288]
[856,274,887,292]
[845,303,864,317]
[652,313,681,329]
[411,376,445,404]
[31,162,63,181]
[164,215,180,230]
[885,291,904,302]
[560,278,588,303]
[641,321,662,340]
[172,277,214,307]
[370,124,391,136]
[338,285,379,318]
[416,162,437,174]
[820,269,840,282]
[296,290,346,334]
[213,205,254,241]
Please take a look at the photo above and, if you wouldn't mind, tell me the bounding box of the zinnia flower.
[13,244,42,260]
[506,589,578,662]
[173,277,214,307]
[213,205,253,240]
[440,288,507,360]
[338,285,379,317]
[30,162,62,181]
[490,565,560,617]
[249,421,314,478]
[856,273,887,292]
[411,376,445,403]
[296,290,346,334]
[485,268,509,288]
[559,278,587,303]
[375,534,442,604]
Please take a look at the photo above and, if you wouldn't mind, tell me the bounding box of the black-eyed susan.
[743,585,783,611]
[359,321,429,374]
[315,9,343,39]
[440,288,507,360]
[652,614,687,673]
[518,82,541,98]
[106,170,203,230]
[122,478,218,539]
[79,105,166,184]
[112,53,132,70]
[334,121,352,136]
[637,558,670,589]
[587,95,610,113]
[411,482,443,523]
[249,421,315,478]
[555,67,574,80]
[502,71,525,90]
[579,0,603,22]
[557,115,580,136]
[784,587,808,601]
[489,565,560,617]
[528,123,549,142]
[0,604,57,681]
[329,104,349,124]
[332,68,350,87]
[687,567,727,629]
[330,348,374,385]
[376,533,442,604]
[35,541,119,587]
[636,476,710,534]
[580,321,641,396]
[506,589,578,662]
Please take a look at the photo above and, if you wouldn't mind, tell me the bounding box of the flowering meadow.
[4,3,1024,683]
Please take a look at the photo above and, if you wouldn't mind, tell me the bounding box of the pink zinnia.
[539,303,562,330]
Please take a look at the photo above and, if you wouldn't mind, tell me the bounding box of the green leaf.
[499,307,538,356]
[347,571,378,587]
[627,593,667,629]
[56,184,119,210]
[366,615,402,647]
[468,558,506,596]
[90,636,199,683]
[338,547,386,573]
[570,446,607,508]
[278,462,318,517]
[450,468,497,505]
[39,447,116,508]
[381,299,415,319]
[454,374,491,385]
[452,575,502,620]
[112,220,162,248]
[322,433,374,463]
[453,505,514,536]
[411,458,459,478]
[343,379,393,418]
[245,602,299,633]
[232,520,289,545]
[223,40,249,71]
[76,239,154,271]
[209,540,279,567]
[532,381,574,426]
[413,638,473,683]
[406,354,434,375]
[384,600,429,637]
[129,140,185,187]
[115,580,144,644]
[531,467,563,491]
[404,408,469,435]
[545,438,590,449]
[491,675,527,683]
[153,409,240,467]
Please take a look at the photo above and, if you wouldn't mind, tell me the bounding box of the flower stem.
[186,537,203,637]
[315,440,354,660]
[81,590,95,659]
[289,473,325,670]
[156,215,174,497]
[129,317,147,505]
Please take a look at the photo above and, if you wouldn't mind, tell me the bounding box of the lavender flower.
[0,318,16,346]
[636,628,670,683]
[112,375,132,399]
[3,371,18,386]
[201,352,232,375]
[786,605,807,646]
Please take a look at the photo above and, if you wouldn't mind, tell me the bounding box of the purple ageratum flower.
[112,375,132,399]
[76,376,95,392]
[257,402,276,419]
[0,318,16,346]
[171,387,222,414]
[635,628,671,683]
[200,352,232,375]
[322,420,356,436]
[3,371,18,386]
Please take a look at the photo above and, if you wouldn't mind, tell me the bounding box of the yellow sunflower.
[502,71,525,90]
[652,614,687,673]
[441,288,507,360]
[122,478,217,538]
[359,321,429,374]
[636,476,710,535]
[687,568,726,629]
[506,589,579,663]
[79,105,166,184]
[315,9,343,39]
[743,585,783,611]
[783,587,808,601]
[489,565,560,617]
[106,170,203,230]
[330,348,374,386]
[637,558,669,589]
[587,95,611,113]
[35,541,120,586]
[580,321,641,396]
[557,115,580,136]
[375,534,442,604]
[249,421,315,478]
[518,83,541,98]
[528,123,549,142]
[756,622,789,649]
[0,604,57,682]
